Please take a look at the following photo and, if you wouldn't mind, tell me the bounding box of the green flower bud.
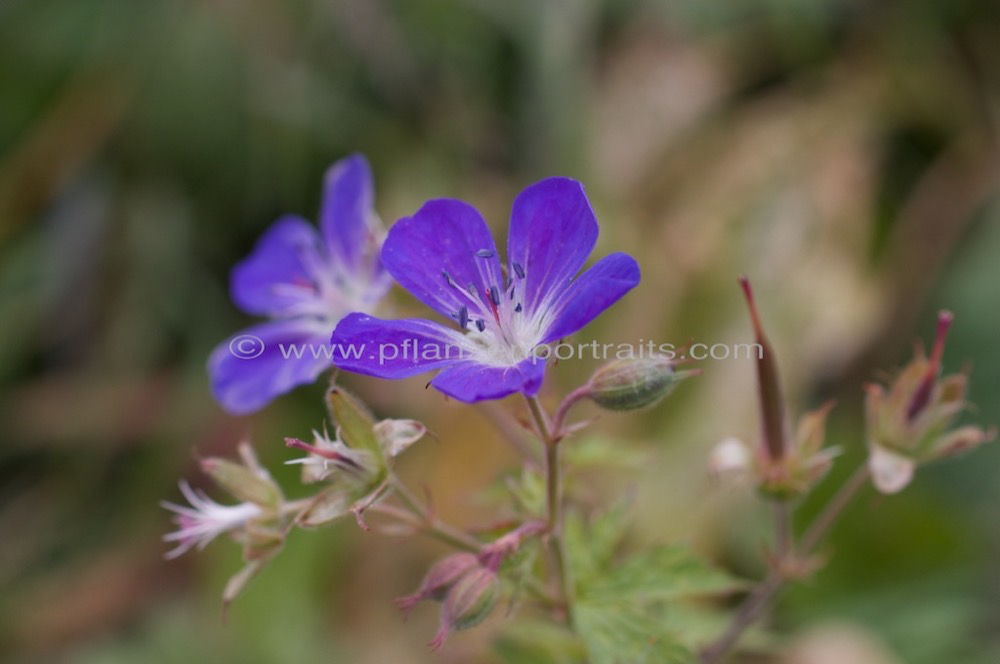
[327,386,380,456]
[430,567,499,650]
[585,356,696,411]
[200,456,282,511]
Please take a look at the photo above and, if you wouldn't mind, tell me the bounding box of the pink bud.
[393,552,480,618]
[430,567,499,651]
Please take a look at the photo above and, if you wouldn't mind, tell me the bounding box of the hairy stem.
[389,477,484,552]
[526,395,574,621]
[701,462,871,663]
[551,384,591,436]
[701,570,783,664]
[773,502,793,562]
[477,400,539,462]
[281,498,315,516]
[800,464,870,553]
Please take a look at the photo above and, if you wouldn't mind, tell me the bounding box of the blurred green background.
[2,0,1000,662]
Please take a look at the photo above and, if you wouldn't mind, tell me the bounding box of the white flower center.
[440,258,554,367]
[273,238,389,322]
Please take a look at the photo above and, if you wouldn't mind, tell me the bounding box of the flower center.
[274,240,386,321]
[440,253,544,366]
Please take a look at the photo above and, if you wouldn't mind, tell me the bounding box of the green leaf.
[664,603,763,651]
[506,467,546,516]
[564,500,632,587]
[494,620,586,664]
[583,544,746,603]
[562,435,644,470]
[500,538,542,613]
[574,601,697,664]
[223,558,269,612]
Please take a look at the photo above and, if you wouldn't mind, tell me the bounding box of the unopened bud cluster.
[395,520,545,650]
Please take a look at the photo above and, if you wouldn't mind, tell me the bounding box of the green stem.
[281,498,314,516]
[525,395,574,621]
[390,477,485,552]
[800,464,870,553]
[773,501,793,562]
[371,493,561,607]
[700,569,783,664]
[551,384,591,436]
[477,401,539,462]
[700,462,871,663]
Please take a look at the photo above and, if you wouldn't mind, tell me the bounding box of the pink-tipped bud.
[393,553,480,619]
[430,567,499,651]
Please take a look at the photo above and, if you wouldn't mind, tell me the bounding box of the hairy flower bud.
[200,444,282,511]
[394,552,481,617]
[327,386,381,455]
[430,567,500,651]
[585,356,696,411]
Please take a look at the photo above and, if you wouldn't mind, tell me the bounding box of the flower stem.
[551,384,591,436]
[281,498,315,516]
[477,401,540,462]
[389,477,484,552]
[700,569,783,664]
[800,463,870,553]
[773,501,793,562]
[700,462,871,663]
[525,395,574,621]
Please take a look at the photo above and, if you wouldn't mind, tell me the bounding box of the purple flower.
[209,154,391,414]
[331,177,640,403]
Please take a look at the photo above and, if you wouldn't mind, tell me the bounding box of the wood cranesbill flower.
[208,154,391,414]
[330,177,640,402]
